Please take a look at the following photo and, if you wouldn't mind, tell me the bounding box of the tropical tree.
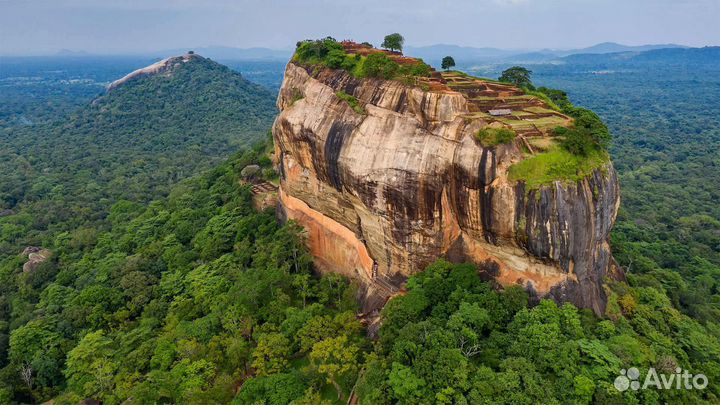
[289,388,333,405]
[382,33,405,53]
[309,335,360,400]
[441,56,456,71]
[499,66,534,89]
[251,333,292,376]
[64,330,117,398]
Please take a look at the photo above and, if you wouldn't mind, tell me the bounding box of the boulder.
[21,246,52,273]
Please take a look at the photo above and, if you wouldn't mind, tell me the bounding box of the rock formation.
[107,53,197,92]
[273,58,622,315]
[21,246,52,273]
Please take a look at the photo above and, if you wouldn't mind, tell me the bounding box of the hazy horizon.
[1,0,718,56]
[0,42,709,58]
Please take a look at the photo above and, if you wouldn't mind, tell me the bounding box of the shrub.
[341,54,360,71]
[554,107,611,155]
[325,49,347,69]
[568,107,611,148]
[476,127,516,147]
[360,53,400,79]
[555,126,594,156]
[294,38,433,85]
[537,87,572,110]
[294,37,343,64]
[407,60,432,77]
[289,88,304,105]
[335,91,365,115]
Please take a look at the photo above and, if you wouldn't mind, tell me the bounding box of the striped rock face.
[273,62,622,315]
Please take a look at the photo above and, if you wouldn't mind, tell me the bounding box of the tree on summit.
[499,66,534,89]
[382,33,405,53]
[441,56,456,70]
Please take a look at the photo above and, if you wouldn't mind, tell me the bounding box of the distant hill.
[499,51,560,63]
[632,46,720,64]
[404,42,690,65]
[0,53,276,219]
[504,43,690,63]
[569,41,688,55]
[561,46,720,65]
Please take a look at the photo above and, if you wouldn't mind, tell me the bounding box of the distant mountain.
[499,51,561,63]
[569,42,688,55]
[632,46,720,64]
[404,42,690,65]
[503,43,690,63]
[561,46,720,65]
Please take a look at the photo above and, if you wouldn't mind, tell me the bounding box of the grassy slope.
[508,146,609,189]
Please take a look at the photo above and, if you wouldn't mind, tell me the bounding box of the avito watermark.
[614,367,708,391]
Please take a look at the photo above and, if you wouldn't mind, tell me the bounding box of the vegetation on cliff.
[475,127,516,147]
[503,67,613,189]
[335,91,366,115]
[293,37,432,82]
[508,147,608,189]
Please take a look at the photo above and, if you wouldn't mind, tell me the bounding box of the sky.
[0,0,718,55]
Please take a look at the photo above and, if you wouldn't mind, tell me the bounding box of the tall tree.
[251,333,292,376]
[309,335,359,400]
[498,66,534,89]
[381,33,405,53]
[441,56,456,71]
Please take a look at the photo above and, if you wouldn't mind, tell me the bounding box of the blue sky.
[0,0,718,55]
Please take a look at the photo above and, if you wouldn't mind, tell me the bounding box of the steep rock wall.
[273,62,622,315]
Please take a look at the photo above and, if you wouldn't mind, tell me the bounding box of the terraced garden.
[440,71,572,139]
[435,71,610,188]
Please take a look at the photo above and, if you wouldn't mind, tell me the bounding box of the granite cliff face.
[273,61,622,315]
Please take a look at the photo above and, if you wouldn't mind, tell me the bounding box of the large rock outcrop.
[21,246,52,273]
[107,53,198,92]
[273,62,622,315]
